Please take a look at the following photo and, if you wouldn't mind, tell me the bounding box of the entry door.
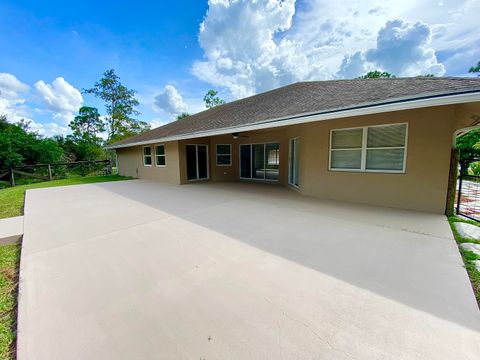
[186,144,209,181]
[288,138,300,187]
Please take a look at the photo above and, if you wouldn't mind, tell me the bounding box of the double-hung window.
[216,144,231,166]
[155,145,166,167]
[143,146,152,166]
[330,123,407,173]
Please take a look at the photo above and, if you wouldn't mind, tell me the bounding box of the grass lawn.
[448,216,480,306]
[0,174,131,219]
[0,243,20,359]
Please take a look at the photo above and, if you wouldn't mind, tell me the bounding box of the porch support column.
[445,148,459,216]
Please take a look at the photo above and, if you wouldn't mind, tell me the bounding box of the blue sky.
[0,0,479,136]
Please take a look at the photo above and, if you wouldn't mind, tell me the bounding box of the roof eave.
[106,90,480,150]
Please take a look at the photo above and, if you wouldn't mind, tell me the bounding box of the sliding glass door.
[240,143,279,181]
[186,144,209,181]
[288,138,300,187]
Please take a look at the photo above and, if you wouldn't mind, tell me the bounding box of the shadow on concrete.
[91,180,480,331]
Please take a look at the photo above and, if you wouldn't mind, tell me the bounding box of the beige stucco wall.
[206,105,457,213]
[116,103,480,213]
[116,141,181,184]
[299,106,455,213]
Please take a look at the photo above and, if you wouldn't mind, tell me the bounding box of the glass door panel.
[265,143,280,180]
[186,145,197,180]
[240,144,252,178]
[252,144,265,179]
[288,138,300,186]
[186,144,208,180]
[197,145,208,179]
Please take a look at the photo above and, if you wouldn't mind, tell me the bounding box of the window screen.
[143,146,152,166]
[155,145,166,166]
[366,124,406,171]
[330,128,363,170]
[216,144,231,165]
[330,124,407,172]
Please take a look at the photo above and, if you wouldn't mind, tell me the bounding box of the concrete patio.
[17,180,480,359]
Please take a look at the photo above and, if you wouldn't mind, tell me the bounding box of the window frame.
[155,144,166,168]
[143,145,153,167]
[215,144,232,166]
[328,123,408,174]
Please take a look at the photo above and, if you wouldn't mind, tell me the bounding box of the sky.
[0,0,479,137]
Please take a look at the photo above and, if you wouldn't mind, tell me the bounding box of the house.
[107,77,480,214]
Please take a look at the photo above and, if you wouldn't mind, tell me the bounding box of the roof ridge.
[109,77,480,148]
[296,76,480,84]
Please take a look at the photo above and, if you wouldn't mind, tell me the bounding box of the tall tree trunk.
[110,99,116,140]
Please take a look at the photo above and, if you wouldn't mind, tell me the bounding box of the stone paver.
[460,242,480,255]
[455,222,480,240]
[474,260,480,272]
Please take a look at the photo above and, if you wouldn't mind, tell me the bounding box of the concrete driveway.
[18,180,480,359]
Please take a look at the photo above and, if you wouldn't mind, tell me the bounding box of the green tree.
[69,106,105,142]
[30,138,64,164]
[469,61,480,76]
[176,112,190,120]
[203,89,226,108]
[456,129,480,173]
[52,135,77,162]
[83,69,150,142]
[0,115,24,167]
[468,161,480,176]
[0,115,63,168]
[358,70,396,79]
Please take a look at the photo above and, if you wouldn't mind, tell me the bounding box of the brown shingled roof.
[110,77,480,148]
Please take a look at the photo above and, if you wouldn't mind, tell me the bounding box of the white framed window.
[216,144,231,166]
[143,146,152,166]
[329,123,407,173]
[155,144,166,167]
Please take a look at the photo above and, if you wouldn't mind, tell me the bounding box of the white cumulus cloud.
[0,73,29,99]
[193,0,477,98]
[34,77,83,123]
[193,0,330,98]
[28,121,69,137]
[154,85,188,115]
[0,73,31,122]
[338,19,445,78]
